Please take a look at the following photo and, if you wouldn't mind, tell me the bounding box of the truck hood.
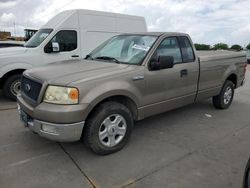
[0,47,28,56]
[25,59,131,85]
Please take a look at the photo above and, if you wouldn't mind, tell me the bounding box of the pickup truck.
[17,32,247,155]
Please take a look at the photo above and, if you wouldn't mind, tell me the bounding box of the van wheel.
[213,80,234,109]
[3,74,21,100]
[84,101,134,155]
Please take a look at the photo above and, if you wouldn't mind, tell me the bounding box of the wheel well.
[0,69,25,89]
[226,74,237,88]
[87,95,138,121]
[2,69,25,82]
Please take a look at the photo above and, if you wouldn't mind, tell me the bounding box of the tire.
[213,80,234,109]
[3,74,22,101]
[243,158,250,188]
[84,101,134,155]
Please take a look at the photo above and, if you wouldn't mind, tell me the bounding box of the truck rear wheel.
[84,101,134,155]
[213,80,234,109]
[3,74,21,100]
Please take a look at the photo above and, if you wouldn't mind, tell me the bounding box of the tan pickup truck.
[17,32,247,155]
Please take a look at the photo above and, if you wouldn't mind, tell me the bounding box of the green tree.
[194,43,211,50]
[246,43,250,50]
[230,44,242,51]
[213,43,229,50]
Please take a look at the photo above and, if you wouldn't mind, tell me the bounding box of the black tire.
[84,101,134,155]
[213,80,234,109]
[3,74,21,100]
[243,158,250,188]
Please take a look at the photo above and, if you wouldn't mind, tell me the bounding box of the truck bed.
[197,50,246,62]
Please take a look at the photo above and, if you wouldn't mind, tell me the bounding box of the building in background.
[0,31,11,41]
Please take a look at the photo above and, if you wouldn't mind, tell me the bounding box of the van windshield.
[87,35,158,65]
[25,29,53,48]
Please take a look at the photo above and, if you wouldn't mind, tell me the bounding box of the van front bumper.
[17,95,86,142]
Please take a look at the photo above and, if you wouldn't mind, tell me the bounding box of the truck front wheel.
[3,74,21,100]
[213,80,234,109]
[84,101,134,155]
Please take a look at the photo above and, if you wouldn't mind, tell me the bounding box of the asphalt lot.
[0,67,250,188]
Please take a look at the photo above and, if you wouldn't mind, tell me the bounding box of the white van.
[0,9,147,100]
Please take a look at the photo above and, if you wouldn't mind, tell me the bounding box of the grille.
[21,76,42,102]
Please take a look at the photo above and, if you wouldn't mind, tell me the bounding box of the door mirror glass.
[52,42,60,52]
[149,56,174,70]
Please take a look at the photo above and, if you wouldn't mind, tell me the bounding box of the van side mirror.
[52,42,60,52]
[149,56,174,70]
[44,42,60,53]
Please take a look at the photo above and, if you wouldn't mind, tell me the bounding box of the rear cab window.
[178,36,195,63]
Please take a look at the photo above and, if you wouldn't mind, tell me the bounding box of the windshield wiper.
[94,56,121,64]
[24,45,36,48]
[85,54,93,60]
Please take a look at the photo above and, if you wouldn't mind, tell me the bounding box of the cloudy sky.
[0,0,249,46]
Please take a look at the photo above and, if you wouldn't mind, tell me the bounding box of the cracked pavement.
[0,67,250,188]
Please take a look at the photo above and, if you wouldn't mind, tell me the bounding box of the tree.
[230,44,243,51]
[194,43,211,50]
[246,43,250,50]
[213,43,229,50]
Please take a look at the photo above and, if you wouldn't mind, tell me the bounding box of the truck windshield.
[24,29,53,48]
[87,35,158,65]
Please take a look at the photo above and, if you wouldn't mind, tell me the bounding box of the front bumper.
[17,95,86,142]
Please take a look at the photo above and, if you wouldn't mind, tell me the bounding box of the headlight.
[43,85,79,104]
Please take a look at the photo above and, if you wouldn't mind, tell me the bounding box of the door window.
[156,37,182,63]
[49,30,77,52]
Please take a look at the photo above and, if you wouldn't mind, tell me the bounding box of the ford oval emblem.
[25,84,31,92]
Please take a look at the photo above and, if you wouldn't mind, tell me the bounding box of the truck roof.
[119,32,189,37]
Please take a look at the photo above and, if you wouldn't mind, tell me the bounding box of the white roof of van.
[42,9,146,29]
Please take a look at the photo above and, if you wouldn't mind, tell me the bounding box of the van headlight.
[43,86,79,104]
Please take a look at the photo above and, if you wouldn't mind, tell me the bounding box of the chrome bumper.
[17,104,84,142]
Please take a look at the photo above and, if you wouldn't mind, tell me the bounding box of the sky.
[0,0,249,46]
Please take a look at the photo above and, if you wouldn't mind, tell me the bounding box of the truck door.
[143,36,199,118]
[43,30,81,64]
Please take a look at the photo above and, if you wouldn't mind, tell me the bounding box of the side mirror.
[149,56,174,70]
[52,42,60,52]
[44,42,60,53]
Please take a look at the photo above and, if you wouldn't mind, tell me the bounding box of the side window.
[156,37,182,63]
[50,30,77,52]
[178,36,195,62]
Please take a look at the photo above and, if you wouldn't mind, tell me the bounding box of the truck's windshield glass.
[88,35,158,65]
[25,29,53,48]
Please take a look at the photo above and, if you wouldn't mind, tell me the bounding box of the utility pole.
[13,21,16,37]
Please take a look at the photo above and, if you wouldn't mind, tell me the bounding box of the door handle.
[180,69,188,77]
[71,55,79,58]
[132,75,144,81]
